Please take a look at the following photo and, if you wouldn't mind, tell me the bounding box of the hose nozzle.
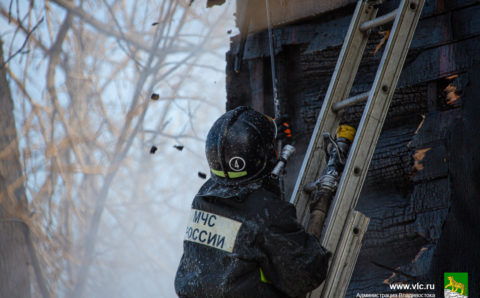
[271,144,296,179]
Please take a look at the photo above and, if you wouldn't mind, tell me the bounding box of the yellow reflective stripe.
[211,169,248,179]
[259,268,271,284]
[211,169,226,177]
[227,171,247,178]
[337,124,356,142]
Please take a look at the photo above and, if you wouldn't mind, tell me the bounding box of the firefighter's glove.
[275,118,293,144]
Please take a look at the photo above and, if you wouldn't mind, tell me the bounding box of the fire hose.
[305,125,356,238]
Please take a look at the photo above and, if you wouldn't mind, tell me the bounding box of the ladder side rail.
[290,1,378,224]
[317,210,369,298]
[321,0,425,254]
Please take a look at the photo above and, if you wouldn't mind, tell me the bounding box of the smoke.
[86,3,237,298]
[0,0,236,297]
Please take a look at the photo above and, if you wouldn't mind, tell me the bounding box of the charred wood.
[226,49,252,111]
[225,1,480,296]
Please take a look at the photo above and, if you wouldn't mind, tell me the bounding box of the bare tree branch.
[0,16,43,69]
[1,0,230,296]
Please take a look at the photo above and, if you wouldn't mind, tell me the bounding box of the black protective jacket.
[174,178,330,298]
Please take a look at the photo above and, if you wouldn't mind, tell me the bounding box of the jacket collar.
[196,178,263,201]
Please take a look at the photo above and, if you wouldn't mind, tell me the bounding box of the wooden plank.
[272,0,354,27]
[225,51,252,110]
[236,0,478,35]
[248,59,265,113]
[424,0,480,16]
[305,16,351,53]
[410,110,462,148]
[381,0,479,18]
[410,13,452,49]
[452,5,480,40]
[399,36,480,88]
[241,3,480,61]
[247,0,355,33]
[244,24,320,60]
[412,145,449,182]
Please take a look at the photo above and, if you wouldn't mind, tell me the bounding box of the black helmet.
[206,106,277,185]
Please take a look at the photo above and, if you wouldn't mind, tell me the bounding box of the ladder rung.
[359,8,398,32]
[332,91,369,112]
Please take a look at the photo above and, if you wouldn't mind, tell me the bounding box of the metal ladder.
[289,0,425,297]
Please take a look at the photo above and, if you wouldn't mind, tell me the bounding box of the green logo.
[444,272,468,297]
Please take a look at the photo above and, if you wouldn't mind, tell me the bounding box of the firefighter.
[174,106,330,298]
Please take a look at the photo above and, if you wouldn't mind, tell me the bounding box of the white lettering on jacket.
[184,209,242,253]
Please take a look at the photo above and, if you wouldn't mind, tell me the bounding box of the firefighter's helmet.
[206,106,277,185]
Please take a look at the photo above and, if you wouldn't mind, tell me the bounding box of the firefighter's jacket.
[174,178,330,298]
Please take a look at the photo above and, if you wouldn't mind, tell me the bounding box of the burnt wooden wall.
[225,0,480,296]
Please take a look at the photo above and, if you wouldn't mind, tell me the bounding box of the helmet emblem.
[229,157,246,172]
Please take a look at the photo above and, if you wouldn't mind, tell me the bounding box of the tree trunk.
[0,39,32,298]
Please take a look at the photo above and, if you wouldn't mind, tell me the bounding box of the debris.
[152,22,159,26]
[198,171,207,179]
[151,93,160,100]
[412,246,429,263]
[371,30,390,55]
[384,245,436,285]
[413,115,425,135]
[370,260,417,282]
[407,115,425,147]
[446,74,458,80]
[150,146,158,154]
[206,0,226,8]
[173,145,184,151]
[227,29,232,34]
[412,147,431,171]
[444,84,461,105]
[373,261,417,281]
